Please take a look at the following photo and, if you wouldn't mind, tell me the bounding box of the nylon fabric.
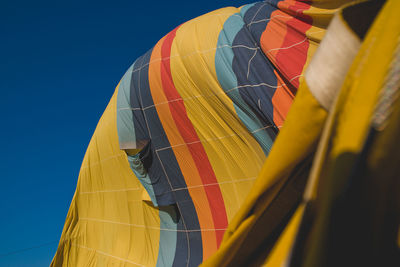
[53,1,343,266]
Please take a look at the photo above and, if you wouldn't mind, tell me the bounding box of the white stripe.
[72,243,146,267]
[80,153,125,170]
[80,188,140,195]
[79,218,227,232]
[154,124,271,152]
[247,15,292,27]
[172,176,257,191]
[247,48,258,78]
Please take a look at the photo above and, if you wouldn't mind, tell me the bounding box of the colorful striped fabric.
[52,1,337,266]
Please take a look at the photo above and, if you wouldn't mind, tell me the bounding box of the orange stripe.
[148,35,218,259]
[272,69,294,127]
[260,10,292,66]
[261,9,294,127]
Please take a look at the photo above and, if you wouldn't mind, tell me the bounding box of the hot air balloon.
[51,1,345,266]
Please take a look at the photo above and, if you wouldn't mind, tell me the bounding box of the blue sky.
[0,0,250,266]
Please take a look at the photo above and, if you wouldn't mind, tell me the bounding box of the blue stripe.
[156,205,178,267]
[116,63,137,149]
[215,3,275,155]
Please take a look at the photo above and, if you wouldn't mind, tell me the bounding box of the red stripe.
[276,1,312,89]
[160,27,228,246]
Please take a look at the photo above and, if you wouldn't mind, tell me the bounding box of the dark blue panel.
[172,201,203,267]
[230,1,284,140]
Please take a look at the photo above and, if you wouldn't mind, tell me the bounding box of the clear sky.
[0,0,250,266]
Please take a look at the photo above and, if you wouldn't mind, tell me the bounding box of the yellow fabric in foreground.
[298,1,400,265]
[264,1,400,265]
[51,86,161,267]
[263,205,305,266]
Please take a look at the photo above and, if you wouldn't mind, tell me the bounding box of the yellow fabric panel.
[328,1,400,160]
[259,3,395,265]
[263,205,305,266]
[170,7,266,223]
[398,226,400,248]
[51,85,160,267]
[202,83,328,266]
[303,0,400,200]
[304,0,357,28]
[299,1,400,265]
